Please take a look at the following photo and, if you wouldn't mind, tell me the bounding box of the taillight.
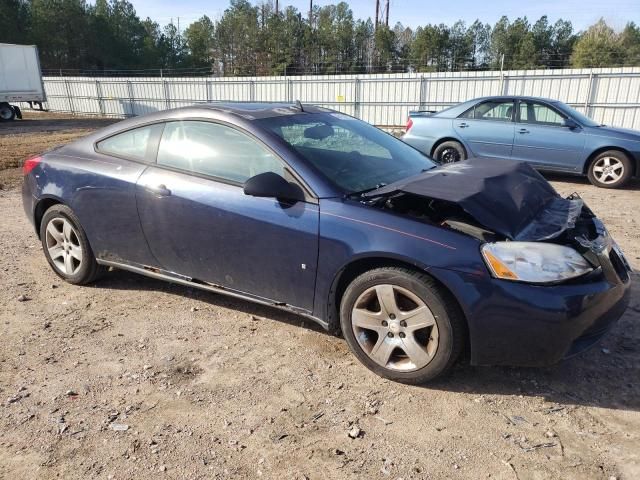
[23,156,42,176]
[406,117,413,132]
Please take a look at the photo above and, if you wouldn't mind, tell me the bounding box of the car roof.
[468,95,561,104]
[188,102,332,120]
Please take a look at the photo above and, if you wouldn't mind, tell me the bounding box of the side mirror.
[243,172,302,201]
[562,118,579,129]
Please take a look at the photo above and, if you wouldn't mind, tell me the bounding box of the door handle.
[518,128,530,134]
[458,122,469,128]
[146,184,172,197]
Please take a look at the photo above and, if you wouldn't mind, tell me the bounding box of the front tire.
[433,140,466,164]
[40,204,104,285]
[340,267,465,384]
[587,150,633,188]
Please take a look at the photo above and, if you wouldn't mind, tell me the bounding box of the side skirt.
[96,259,329,330]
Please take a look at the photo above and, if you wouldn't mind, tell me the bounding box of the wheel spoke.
[593,165,604,173]
[62,220,73,242]
[69,244,83,262]
[64,252,75,274]
[48,245,65,260]
[352,308,386,332]
[375,285,397,317]
[611,163,623,172]
[400,306,435,331]
[603,157,611,167]
[369,336,396,366]
[46,222,64,244]
[400,335,431,367]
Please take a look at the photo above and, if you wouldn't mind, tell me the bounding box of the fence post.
[163,79,171,110]
[287,78,293,102]
[418,76,426,110]
[126,80,135,117]
[250,80,256,102]
[585,69,595,117]
[64,78,75,114]
[205,78,211,102]
[354,77,361,119]
[95,79,104,116]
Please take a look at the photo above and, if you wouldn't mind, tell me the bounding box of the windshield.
[256,112,436,194]
[553,101,602,127]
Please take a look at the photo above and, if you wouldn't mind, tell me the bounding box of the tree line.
[1,0,639,75]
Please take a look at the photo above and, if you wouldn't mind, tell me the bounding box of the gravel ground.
[0,112,639,480]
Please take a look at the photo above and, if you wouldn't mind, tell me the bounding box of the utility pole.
[275,0,279,15]
[385,0,389,26]
[309,0,313,26]
[375,0,389,30]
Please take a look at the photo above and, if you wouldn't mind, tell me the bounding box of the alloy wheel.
[351,284,439,371]
[593,156,624,185]
[45,217,83,276]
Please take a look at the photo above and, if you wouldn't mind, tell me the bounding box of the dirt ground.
[0,112,639,480]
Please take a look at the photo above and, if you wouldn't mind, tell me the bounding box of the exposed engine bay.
[363,158,586,242]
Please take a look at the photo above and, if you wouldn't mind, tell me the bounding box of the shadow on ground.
[94,268,640,412]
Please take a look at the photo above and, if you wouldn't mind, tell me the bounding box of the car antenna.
[295,100,304,112]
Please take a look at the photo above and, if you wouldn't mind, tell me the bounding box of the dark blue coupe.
[22,103,631,383]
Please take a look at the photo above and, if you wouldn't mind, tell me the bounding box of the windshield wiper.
[347,183,387,198]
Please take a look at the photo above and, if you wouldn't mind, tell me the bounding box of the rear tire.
[0,103,16,122]
[433,140,466,164]
[40,204,105,285]
[587,150,633,189]
[340,267,465,384]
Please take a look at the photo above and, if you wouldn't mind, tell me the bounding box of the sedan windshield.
[256,112,436,194]
[553,101,602,127]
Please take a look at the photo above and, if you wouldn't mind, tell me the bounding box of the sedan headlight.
[481,242,593,283]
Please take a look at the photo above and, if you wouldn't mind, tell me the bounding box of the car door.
[135,120,319,312]
[511,100,586,171]
[453,99,515,159]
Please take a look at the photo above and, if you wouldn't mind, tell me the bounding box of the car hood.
[363,159,583,241]
[587,125,640,141]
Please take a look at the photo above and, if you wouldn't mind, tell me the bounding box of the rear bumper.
[22,177,37,230]
[431,250,632,367]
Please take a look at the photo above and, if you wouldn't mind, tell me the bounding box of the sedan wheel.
[433,140,466,164]
[340,267,465,384]
[592,156,624,184]
[39,204,104,284]
[587,150,633,189]
[45,217,84,276]
[352,284,438,371]
[439,147,461,163]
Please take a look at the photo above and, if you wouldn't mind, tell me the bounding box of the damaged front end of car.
[359,158,632,365]
[362,158,631,286]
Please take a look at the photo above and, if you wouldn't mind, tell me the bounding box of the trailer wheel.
[0,103,16,122]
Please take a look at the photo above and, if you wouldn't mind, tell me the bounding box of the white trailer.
[0,43,46,121]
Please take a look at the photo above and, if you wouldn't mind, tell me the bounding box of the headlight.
[481,242,593,283]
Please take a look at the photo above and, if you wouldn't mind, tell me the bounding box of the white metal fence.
[30,67,640,129]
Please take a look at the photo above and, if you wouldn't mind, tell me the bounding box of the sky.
[123,0,639,31]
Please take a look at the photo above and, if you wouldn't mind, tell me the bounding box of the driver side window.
[519,101,566,126]
[156,120,285,183]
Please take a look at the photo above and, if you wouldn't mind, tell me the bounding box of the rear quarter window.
[97,124,162,160]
